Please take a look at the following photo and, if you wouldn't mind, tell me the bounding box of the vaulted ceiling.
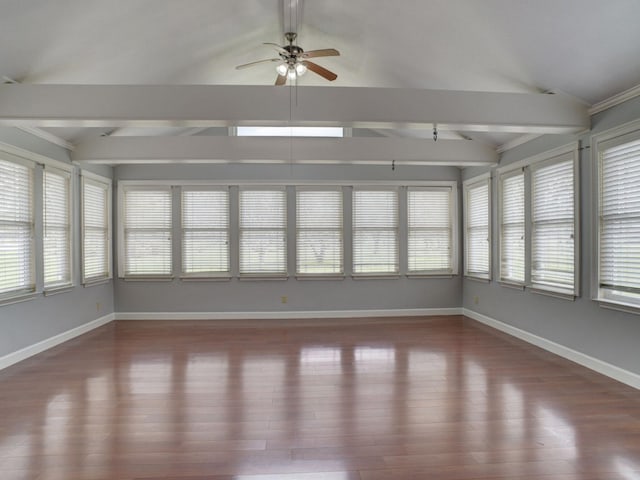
[1,0,640,165]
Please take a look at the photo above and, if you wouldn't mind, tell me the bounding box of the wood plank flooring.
[1,315,639,479]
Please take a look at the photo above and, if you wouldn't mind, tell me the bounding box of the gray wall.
[114,164,462,313]
[0,128,114,359]
[462,96,640,376]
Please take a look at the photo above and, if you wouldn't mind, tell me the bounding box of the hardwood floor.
[1,315,639,479]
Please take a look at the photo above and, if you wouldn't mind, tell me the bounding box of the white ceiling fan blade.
[235,58,281,70]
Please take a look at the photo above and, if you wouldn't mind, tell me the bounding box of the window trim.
[180,185,231,279]
[118,184,174,280]
[81,171,113,286]
[43,165,74,292]
[592,119,640,311]
[406,184,458,276]
[352,186,400,277]
[295,186,345,278]
[497,142,579,296]
[463,173,491,281]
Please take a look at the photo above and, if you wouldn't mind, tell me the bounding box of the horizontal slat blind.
[407,188,452,273]
[600,137,640,293]
[124,188,172,276]
[353,189,398,274]
[239,189,287,275]
[82,178,111,282]
[44,168,72,289]
[182,189,229,275]
[296,189,343,275]
[532,157,575,292]
[465,179,490,278]
[500,171,525,283]
[0,158,34,296]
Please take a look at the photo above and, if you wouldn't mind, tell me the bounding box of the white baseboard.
[115,308,463,321]
[463,308,640,390]
[0,313,116,371]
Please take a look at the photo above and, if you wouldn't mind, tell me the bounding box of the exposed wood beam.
[0,85,589,134]
[72,136,498,166]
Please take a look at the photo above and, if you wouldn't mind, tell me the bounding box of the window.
[122,187,172,277]
[182,188,230,277]
[296,188,343,275]
[597,129,640,308]
[464,177,491,279]
[239,188,287,275]
[43,167,72,290]
[82,175,112,283]
[531,155,576,294]
[0,156,34,298]
[353,189,399,274]
[407,187,455,274]
[499,171,525,284]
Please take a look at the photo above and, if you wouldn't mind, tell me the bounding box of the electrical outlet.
[473,295,479,305]
[281,296,288,304]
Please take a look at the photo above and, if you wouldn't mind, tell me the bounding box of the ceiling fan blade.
[263,42,288,54]
[235,58,281,70]
[275,74,287,86]
[303,61,338,81]
[302,48,340,58]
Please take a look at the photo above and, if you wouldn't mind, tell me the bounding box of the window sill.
[406,273,455,279]
[0,291,39,307]
[499,281,525,290]
[122,276,174,282]
[180,275,232,282]
[529,286,576,301]
[352,274,401,280]
[238,275,288,281]
[83,277,112,288]
[44,285,75,296]
[464,275,491,283]
[597,298,640,315]
[295,274,345,281]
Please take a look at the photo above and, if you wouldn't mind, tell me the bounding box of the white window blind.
[239,189,287,275]
[44,168,72,289]
[296,188,343,275]
[531,157,576,293]
[0,157,34,297]
[599,135,640,299]
[353,189,399,274]
[82,176,111,283]
[407,187,453,273]
[500,171,525,284]
[464,179,490,279]
[182,189,229,276]
[123,188,172,277]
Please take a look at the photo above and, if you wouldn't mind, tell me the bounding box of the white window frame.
[238,186,288,278]
[180,186,231,279]
[593,120,640,312]
[0,152,36,303]
[529,151,579,297]
[497,143,579,297]
[352,186,400,277]
[407,185,458,276]
[43,165,74,292]
[463,174,491,281]
[118,184,174,279]
[295,186,344,278]
[81,171,112,285]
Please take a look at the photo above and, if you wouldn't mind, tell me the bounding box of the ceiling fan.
[235,32,340,85]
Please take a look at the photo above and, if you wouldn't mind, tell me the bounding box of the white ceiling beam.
[72,136,498,166]
[0,85,589,134]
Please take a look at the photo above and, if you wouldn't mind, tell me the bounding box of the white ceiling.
[1,0,640,153]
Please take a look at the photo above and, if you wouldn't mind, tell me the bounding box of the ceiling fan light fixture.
[295,63,307,76]
[276,63,288,76]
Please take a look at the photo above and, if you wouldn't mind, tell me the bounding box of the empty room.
[2,1,640,479]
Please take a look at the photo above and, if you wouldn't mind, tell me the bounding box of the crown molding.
[496,134,542,154]
[17,126,75,151]
[589,83,640,116]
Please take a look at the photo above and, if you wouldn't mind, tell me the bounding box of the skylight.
[236,126,344,137]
